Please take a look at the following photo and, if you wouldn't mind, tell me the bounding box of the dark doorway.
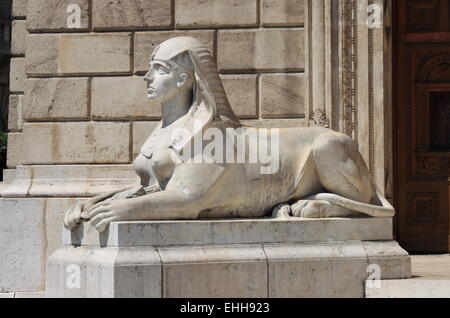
[394,0,450,252]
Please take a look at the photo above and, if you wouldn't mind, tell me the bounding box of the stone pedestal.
[46,218,411,298]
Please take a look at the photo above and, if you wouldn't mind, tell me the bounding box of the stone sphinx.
[64,36,394,233]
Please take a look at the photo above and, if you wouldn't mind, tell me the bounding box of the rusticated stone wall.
[7,0,307,170]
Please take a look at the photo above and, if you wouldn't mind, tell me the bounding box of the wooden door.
[395,0,450,252]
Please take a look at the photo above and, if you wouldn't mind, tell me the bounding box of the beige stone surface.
[6,132,22,168]
[134,30,214,73]
[8,95,23,132]
[27,0,90,31]
[261,0,305,26]
[160,245,267,298]
[24,78,89,120]
[14,292,46,298]
[12,0,27,18]
[9,58,25,93]
[0,198,45,292]
[132,121,160,159]
[58,33,131,74]
[64,218,394,248]
[0,293,14,298]
[260,73,305,118]
[241,118,308,129]
[92,0,172,30]
[265,242,368,297]
[21,122,131,164]
[11,20,27,56]
[221,74,258,119]
[26,34,59,75]
[218,29,305,71]
[1,165,137,198]
[175,0,257,28]
[26,34,131,75]
[91,76,160,120]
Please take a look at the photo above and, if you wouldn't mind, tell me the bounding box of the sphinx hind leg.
[287,133,377,218]
[311,132,376,204]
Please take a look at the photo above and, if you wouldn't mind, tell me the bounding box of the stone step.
[366,279,450,298]
[367,254,450,298]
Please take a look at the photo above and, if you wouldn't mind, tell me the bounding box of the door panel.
[396,0,450,252]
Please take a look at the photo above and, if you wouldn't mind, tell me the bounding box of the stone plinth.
[46,218,411,298]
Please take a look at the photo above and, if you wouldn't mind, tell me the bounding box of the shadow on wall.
[0,0,11,181]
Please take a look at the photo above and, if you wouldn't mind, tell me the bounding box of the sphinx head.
[144,37,197,102]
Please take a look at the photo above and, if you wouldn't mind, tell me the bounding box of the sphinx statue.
[64,37,394,233]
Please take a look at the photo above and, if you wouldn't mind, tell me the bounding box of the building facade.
[0,0,448,295]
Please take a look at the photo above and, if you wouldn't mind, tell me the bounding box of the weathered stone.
[218,29,305,71]
[220,74,257,118]
[12,0,27,18]
[261,0,305,26]
[8,95,23,131]
[26,34,59,75]
[0,198,45,292]
[265,242,368,298]
[91,76,160,120]
[92,0,172,30]
[175,0,257,28]
[26,34,131,75]
[134,30,214,73]
[11,20,27,55]
[24,78,89,120]
[27,0,90,32]
[6,132,22,168]
[160,245,267,298]
[0,293,14,298]
[65,218,394,247]
[21,122,131,164]
[260,74,305,118]
[9,58,25,93]
[1,165,137,198]
[133,121,160,160]
[14,292,46,298]
[241,118,308,129]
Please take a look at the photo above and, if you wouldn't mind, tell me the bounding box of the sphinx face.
[144,59,180,102]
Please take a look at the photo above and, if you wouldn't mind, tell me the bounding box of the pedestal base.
[46,218,411,298]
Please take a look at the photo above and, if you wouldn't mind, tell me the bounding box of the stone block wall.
[8,0,307,170]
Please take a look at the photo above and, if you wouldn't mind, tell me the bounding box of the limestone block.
[264,242,369,298]
[159,245,267,298]
[46,246,162,298]
[133,121,160,159]
[44,199,83,261]
[261,0,305,26]
[26,35,59,75]
[240,118,308,129]
[92,0,172,30]
[175,0,257,28]
[64,218,394,248]
[11,20,27,55]
[218,29,305,71]
[27,0,90,32]
[363,241,412,279]
[220,74,257,119]
[260,74,305,118]
[0,198,45,292]
[26,33,131,76]
[0,293,14,298]
[6,132,22,168]
[1,165,136,198]
[12,0,27,18]
[14,292,46,298]
[91,76,160,120]
[9,58,25,93]
[21,122,131,164]
[24,78,89,120]
[134,30,214,73]
[8,95,23,132]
